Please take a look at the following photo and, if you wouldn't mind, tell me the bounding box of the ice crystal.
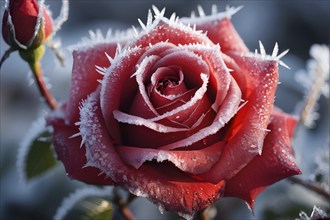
[252,41,290,69]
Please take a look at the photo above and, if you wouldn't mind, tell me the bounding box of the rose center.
[149,66,186,97]
[156,76,179,94]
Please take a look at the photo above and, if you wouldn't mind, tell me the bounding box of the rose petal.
[201,55,279,183]
[133,55,161,116]
[46,105,112,185]
[113,110,188,133]
[174,44,231,112]
[116,140,225,175]
[180,11,248,53]
[224,110,301,209]
[100,46,146,143]
[79,89,226,216]
[67,42,118,124]
[160,77,241,150]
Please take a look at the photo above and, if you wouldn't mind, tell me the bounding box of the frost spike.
[80,136,85,148]
[152,5,165,19]
[152,5,161,16]
[259,40,266,57]
[279,60,290,69]
[225,5,244,18]
[138,18,146,30]
[194,24,198,31]
[105,52,113,64]
[272,42,279,58]
[97,79,103,84]
[212,4,218,15]
[95,65,105,75]
[197,5,206,17]
[170,12,177,22]
[276,49,290,60]
[147,9,153,27]
[132,26,139,37]
[69,132,81,139]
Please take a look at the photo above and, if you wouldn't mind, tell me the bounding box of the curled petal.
[67,43,118,124]
[224,110,301,209]
[113,110,188,133]
[116,141,225,175]
[201,54,279,183]
[46,104,112,185]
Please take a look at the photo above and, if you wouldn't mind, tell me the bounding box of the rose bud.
[47,6,301,219]
[2,0,53,50]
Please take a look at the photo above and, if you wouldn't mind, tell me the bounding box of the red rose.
[47,6,301,218]
[2,0,53,49]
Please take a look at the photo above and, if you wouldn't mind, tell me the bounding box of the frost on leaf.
[17,117,57,182]
[54,186,112,220]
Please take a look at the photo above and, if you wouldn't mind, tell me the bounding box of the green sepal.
[19,45,45,64]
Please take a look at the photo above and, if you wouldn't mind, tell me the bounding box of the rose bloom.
[47,7,301,218]
[2,0,53,49]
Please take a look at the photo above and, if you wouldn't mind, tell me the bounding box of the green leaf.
[60,197,113,220]
[82,199,113,220]
[25,131,57,180]
[54,187,113,220]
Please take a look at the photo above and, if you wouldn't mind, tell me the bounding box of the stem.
[288,176,330,203]
[113,188,135,220]
[0,47,15,70]
[29,61,58,110]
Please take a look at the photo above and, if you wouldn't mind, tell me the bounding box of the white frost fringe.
[17,116,50,184]
[53,186,112,220]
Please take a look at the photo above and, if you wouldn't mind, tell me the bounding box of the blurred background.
[1,1,329,219]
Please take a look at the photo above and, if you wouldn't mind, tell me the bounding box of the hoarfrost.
[249,41,290,69]
[113,110,188,133]
[17,116,51,183]
[181,5,243,25]
[295,44,329,127]
[53,186,112,220]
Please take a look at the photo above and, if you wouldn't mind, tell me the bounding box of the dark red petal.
[66,43,118,124]
[79,90,225,216]
[116,141,225,175]
[180,14,248,53]
[224,110,301,209]
[46,104,112,185]
[201,55,279,183]
[100,47,146,143]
